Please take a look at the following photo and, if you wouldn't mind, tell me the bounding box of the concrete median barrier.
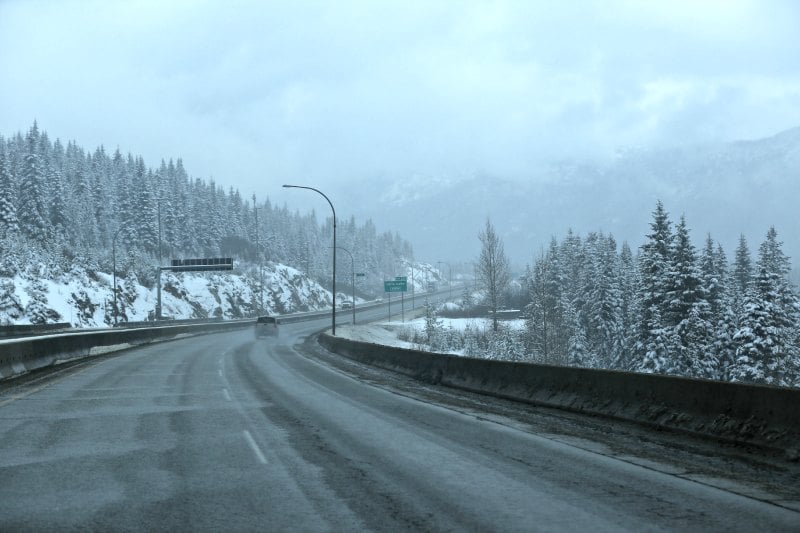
[0,320,252,381]
[319,334,800,458]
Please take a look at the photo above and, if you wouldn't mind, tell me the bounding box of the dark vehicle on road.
[254,316,279,338]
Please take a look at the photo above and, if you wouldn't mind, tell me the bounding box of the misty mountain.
[341,126,800,266]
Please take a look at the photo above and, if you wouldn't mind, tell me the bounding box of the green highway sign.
[384,280,407,292]
[356,272,366,277]
[395,276,407,281]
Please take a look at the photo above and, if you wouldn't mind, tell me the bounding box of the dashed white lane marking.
[217,352,228,380]
[243,430,267,464]
[223,388,231,401]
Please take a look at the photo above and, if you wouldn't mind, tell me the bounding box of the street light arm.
[284,184,338,335]
[283,185,336,226]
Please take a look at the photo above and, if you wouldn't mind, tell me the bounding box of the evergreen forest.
[0,123,414,296]
[415,202,800,387]
[520,202,799,386]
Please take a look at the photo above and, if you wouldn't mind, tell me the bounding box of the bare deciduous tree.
[477,218,511,331]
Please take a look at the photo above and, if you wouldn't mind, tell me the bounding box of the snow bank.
[335,324,417,350]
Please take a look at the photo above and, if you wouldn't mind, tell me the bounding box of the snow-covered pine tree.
[700,235,726,321]
[0,278,23,324]
[486,324,524,362]
[634,201,673,374]
[701,239,737,380]
[732,228,799,386]
[715,298,740,382]
[0,146,19,235]
[66,143,97,248]
[462,322,480,358]
[559,229,585,318]
[663,216,714,377]
[133,167,160,255]
[613,241,639,370]
[47,166,69,246]
[90,146,112,246]
[524,239,567,363]
[25,278,59,324]
[564,297,594,367]
[424,298,443,345]
[583,233,621,368]
[732,234,753,304]
[18,123,49,242]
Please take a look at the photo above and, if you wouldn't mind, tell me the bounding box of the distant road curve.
[0,314,798,531]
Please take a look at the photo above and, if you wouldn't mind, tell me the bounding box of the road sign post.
[397,277,406,322]
[384,279,408,322]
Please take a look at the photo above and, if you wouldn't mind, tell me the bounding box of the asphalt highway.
[0,315,798,531]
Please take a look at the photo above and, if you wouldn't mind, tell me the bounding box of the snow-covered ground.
[333,324,418,350]
[0,258,445,329]
[337,317,526,355]
[0,263,333,327]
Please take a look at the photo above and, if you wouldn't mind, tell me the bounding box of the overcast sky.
[2,0,799,210]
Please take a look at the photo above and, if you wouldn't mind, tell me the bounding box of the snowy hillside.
[0,262,333,327]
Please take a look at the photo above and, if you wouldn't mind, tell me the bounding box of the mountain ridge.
[338,126,800,266]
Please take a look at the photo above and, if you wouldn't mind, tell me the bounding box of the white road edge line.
[223,388,231,401]
[243,430,268,464]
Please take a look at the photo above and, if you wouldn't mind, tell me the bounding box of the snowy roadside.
[333,324,418,350]
[334,317,526,356]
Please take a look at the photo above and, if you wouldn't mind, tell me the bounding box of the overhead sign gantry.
[169,257,233,272]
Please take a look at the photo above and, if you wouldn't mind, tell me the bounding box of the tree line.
[0,122,413,293]
[466,205,799,387]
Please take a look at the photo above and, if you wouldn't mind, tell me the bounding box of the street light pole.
[410,261,415,310]
[283,184,337,335]
[254,194,264,316]
[438,261,453,301]
[156,197,163,320]
[333,246,356,325]
[112,227,124,326]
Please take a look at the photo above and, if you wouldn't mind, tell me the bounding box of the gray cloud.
[2,0,799,213]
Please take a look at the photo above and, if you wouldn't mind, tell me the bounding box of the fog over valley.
[339,125,800,267]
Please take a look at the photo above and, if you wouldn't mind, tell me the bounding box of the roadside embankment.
[319,331,800,459]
